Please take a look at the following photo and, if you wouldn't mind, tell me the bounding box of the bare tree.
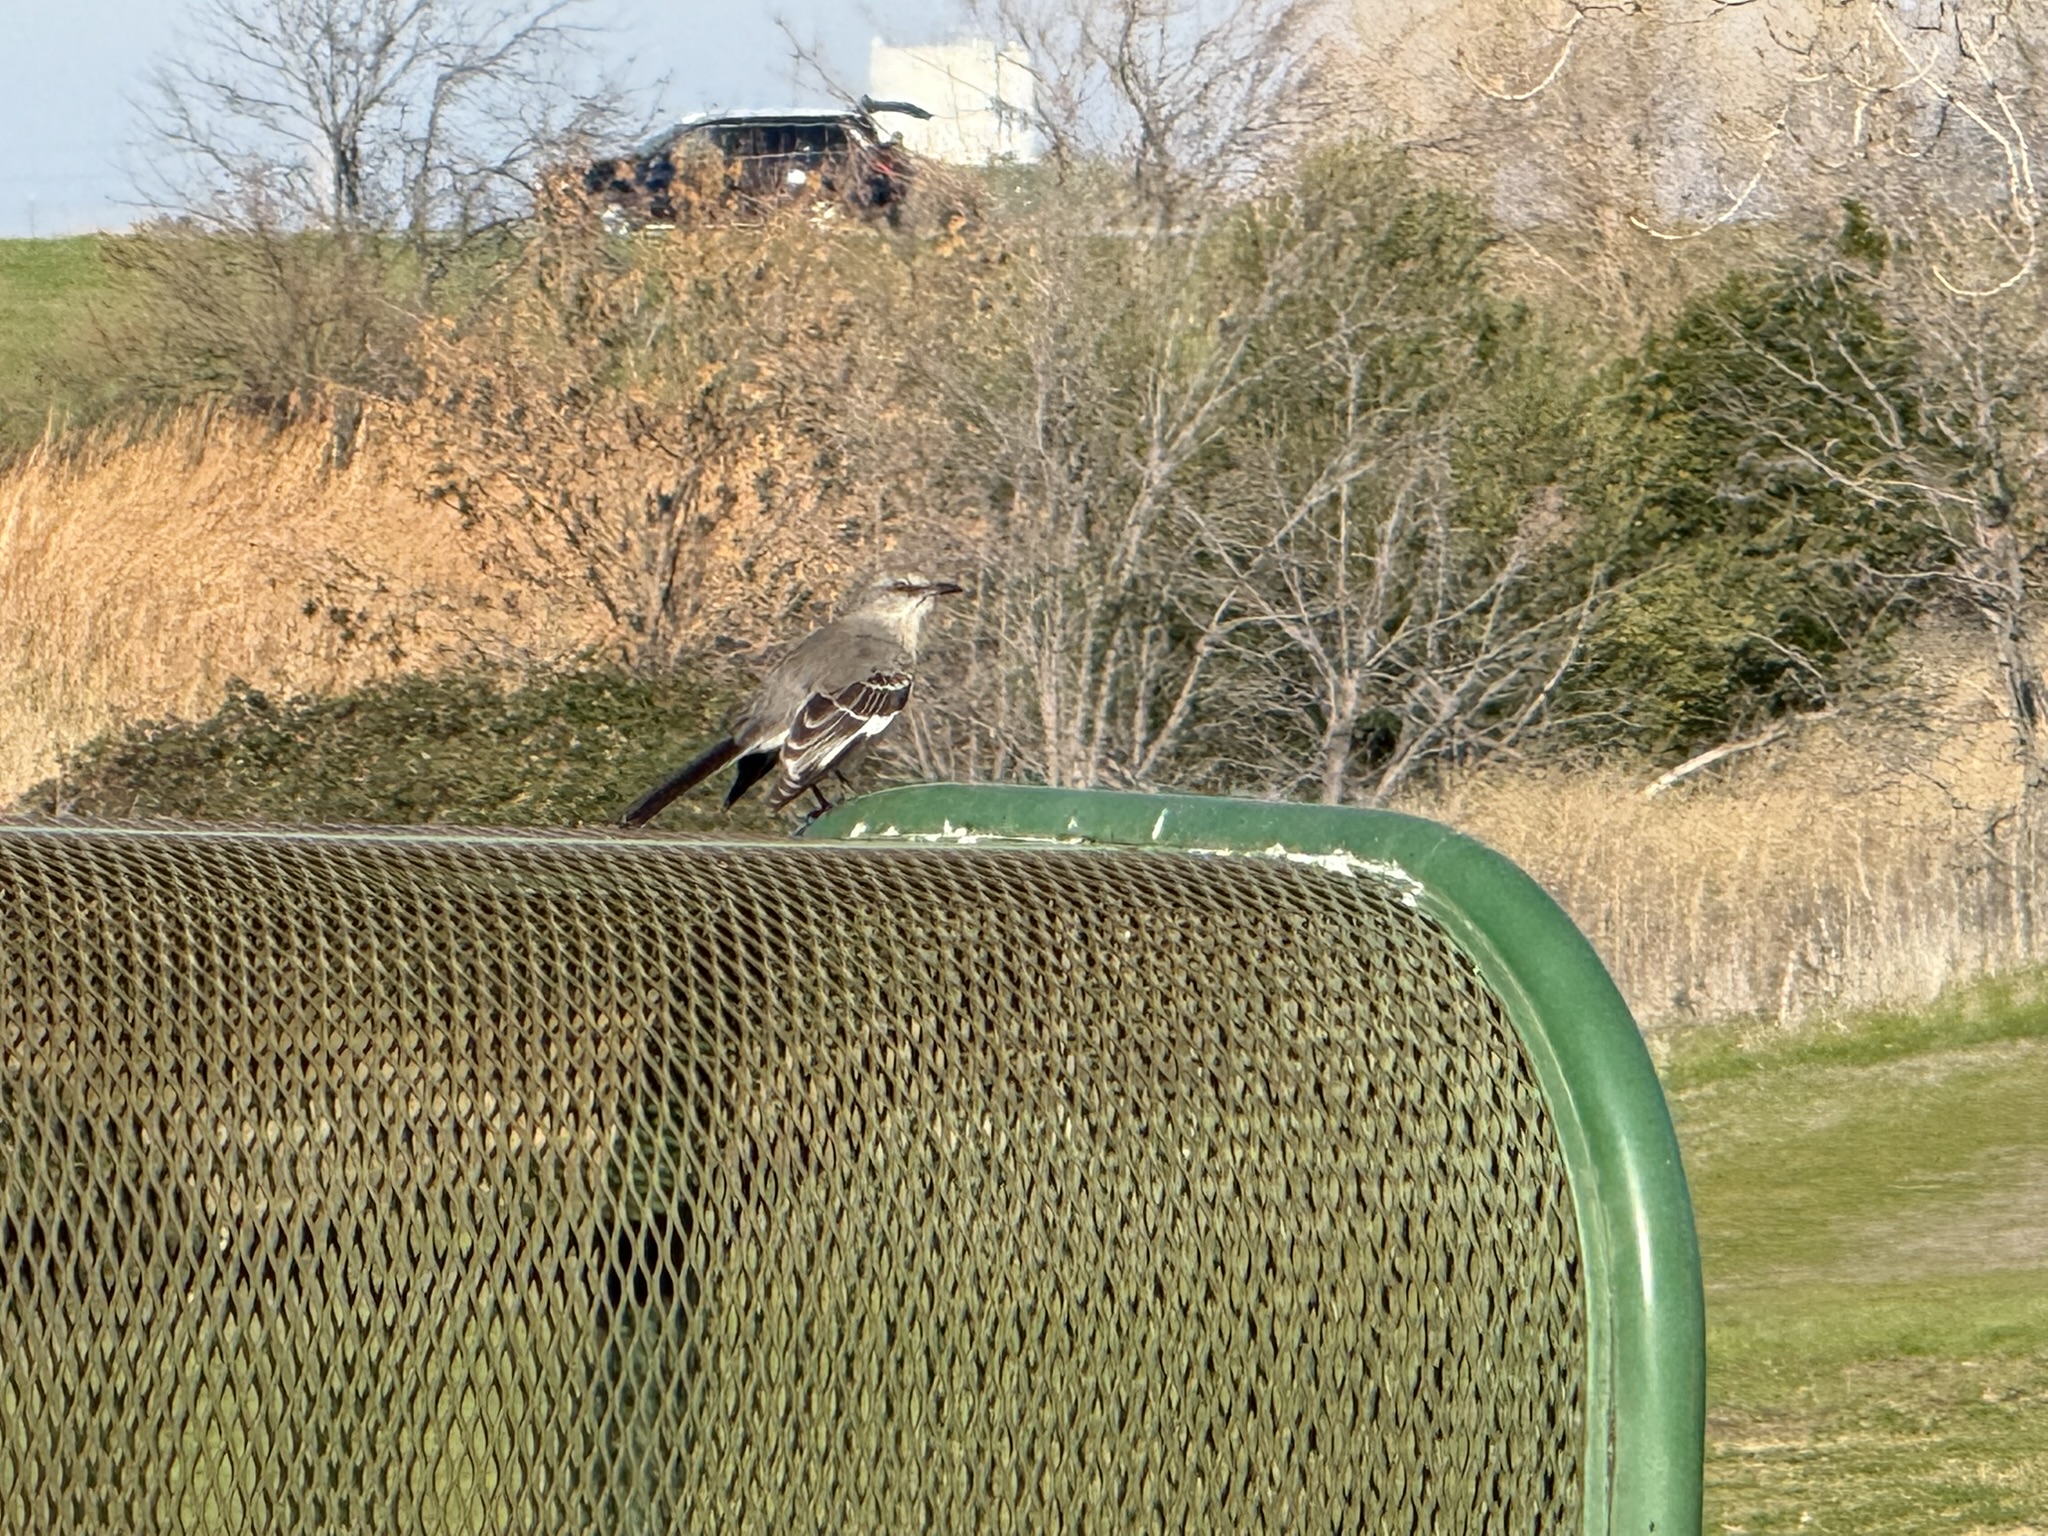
[1170,154,1600,803]
[1338,4,2048,771]
[1822,265,2048,940]
[1330,2,2047,341]
[1190,451,1597,805]
[896,143,1601,800]
[935,201,1246,789]
[124,0,634,457]
[145,0,625,245]
[960,0,1340,224]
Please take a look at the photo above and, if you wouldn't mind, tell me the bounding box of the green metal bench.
[0,786,1702,1534]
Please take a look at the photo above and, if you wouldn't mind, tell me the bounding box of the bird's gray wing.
[732,620,910,751]
[767,670,912,807]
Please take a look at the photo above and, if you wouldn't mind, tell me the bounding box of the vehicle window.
[674,120,861,172]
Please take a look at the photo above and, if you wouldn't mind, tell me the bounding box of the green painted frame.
[805,784,1705,1536]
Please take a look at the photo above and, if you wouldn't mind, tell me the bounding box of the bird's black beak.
[926,581,967,597]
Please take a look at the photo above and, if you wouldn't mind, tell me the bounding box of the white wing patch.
[768,671,913,808]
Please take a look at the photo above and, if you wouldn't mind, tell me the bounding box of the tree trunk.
[1977,519,2047,957]
[1319,674,1359,805]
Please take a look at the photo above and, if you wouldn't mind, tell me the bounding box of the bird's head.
[849,571,966,649]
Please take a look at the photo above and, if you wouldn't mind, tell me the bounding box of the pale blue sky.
[0,0,959,238]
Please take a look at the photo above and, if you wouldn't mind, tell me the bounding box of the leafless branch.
[1457,10,1584,104]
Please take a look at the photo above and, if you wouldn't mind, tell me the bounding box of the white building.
[867,39,1041,166]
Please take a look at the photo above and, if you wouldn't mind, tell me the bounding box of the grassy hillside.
[0,236,103,349]
[1670,979,2048,1532]
[0,236,118,453]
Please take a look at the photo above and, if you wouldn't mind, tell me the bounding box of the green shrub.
[1572,216,1962,752]
[15,666,784,833]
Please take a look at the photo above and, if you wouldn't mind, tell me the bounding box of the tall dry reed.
[1414,640,2041,1027]
[0,409,608,795]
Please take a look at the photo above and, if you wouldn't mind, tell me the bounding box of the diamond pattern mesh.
[0,824,1585,1534]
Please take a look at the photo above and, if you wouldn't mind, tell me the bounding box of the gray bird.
[621,573,964,826]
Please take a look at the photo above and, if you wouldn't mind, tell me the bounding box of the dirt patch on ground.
[1863,1151,2048,1282]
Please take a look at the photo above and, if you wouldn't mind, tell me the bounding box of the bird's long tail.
[620,738,740,826]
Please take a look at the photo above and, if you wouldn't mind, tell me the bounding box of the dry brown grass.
[0,408,600,796]
[1413,629,2040,1028]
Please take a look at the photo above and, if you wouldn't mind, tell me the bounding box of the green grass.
[0,235,124,453]
[0,236,106,342]
[0,229,531,459]
[1665,978,2048,1533]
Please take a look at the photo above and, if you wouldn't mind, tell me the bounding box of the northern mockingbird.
[621,573,964,826]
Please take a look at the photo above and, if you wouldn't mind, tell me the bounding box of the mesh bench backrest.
[1,826,1585,1534]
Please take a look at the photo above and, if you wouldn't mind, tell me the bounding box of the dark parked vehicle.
[581,99,931,227]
